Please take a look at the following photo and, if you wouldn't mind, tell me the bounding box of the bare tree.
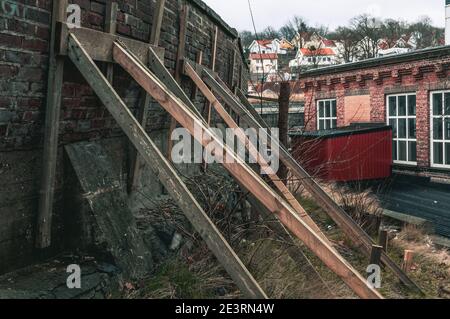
[351,14,381,59]
[333,27,359,63]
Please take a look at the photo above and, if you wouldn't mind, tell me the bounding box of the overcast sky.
[202,0,446,32]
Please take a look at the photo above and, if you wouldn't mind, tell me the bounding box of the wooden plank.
[36,0,68,249]
[167,3,189,159]
[184,60,331,245]
[370,245,383,267]
[128,0,166,192]
[65,142,153,279]
[105,1,118,83]
[203,70,423,293]
[378,229,389,252]
[57,22,164,64]
[205,26,218,126]
[150,0,166,45]
[112,40,383,299]
[190,51,203,100]
[66,34,267,299]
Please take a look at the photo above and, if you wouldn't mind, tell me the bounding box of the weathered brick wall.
[300,55,450,171]
[0,0,247,274]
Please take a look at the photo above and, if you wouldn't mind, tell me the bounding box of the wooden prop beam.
[129,0,166,192]
[36,0,68,248]
[112,41,383,299]
[183,60,331,245]
[202,70,422,293]
[150,0,166,45]
[57,22,164,64]
[67,34,267,299]
[167,3,189,159]
[105,1,118,82]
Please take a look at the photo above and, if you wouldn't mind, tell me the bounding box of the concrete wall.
[0,0,248,274]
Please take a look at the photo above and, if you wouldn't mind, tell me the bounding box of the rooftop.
[299,45,450,78]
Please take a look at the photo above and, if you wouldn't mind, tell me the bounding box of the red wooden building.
[291,124,392,182]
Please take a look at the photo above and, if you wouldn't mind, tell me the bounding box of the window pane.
[389,119,397,138]
[408,142,417,162]
[445,93,450,116]
[319,102,324,117]
[446,118,450,140]
[408,118,416,138]
[434,142,443,164]
[331,100,337,117]
[325,119,331,129]
[319,120,325,130]
[434,118,443,140]
[392,141,397,161]
[325,101,331,117]
[446,143,450,165]
[433,93,443,116]
[332,119,337,128]
[398,141,407,161]
[398,119,407,138]
[398,96,407,116]
[408,95,416,116]
[388,96,397,116]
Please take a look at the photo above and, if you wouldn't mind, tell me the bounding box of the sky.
[202,0,446,32]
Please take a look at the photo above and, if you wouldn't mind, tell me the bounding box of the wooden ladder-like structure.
[67,33,382,299]
[36,0,423,299]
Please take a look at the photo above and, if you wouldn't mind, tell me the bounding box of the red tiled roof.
[299,48,335,56]
[322,39,336,47]
[250,53,278,60]
[256,40,272,48]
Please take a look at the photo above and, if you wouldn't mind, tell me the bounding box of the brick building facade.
[0,0,248,274]
[299,46,450,179]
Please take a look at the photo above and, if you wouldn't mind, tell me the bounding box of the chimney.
[446,0,450,45]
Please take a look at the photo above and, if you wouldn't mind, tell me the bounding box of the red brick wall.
[0,0,247,274]
[300,56,450,170]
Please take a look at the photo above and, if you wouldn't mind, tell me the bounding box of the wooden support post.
[370,245,383,267]
[36,0,68,249]
[228,47,236,88]
[105,2,118,82]
[278,82,290,184]
[66,34,267,299]
[150,0,166,45]
[184,61,331,245]
[403,250,414,273]
[112,41,383,299]
[167,3,189,159]
[204,72,422,294]
[378,229,389,252]
[204,26,218,126]
[190,51,203,100]
[128,0,166,192]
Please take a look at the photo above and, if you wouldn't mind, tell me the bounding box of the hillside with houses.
[243,15,445,86]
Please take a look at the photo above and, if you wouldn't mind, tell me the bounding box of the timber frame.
[37,0,421,300]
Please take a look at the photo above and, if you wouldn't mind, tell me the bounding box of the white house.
[249,53,278,80]
[289,48,337,68]
[248,39,287,54]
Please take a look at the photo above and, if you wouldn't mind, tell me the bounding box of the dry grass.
[133,168,449,299]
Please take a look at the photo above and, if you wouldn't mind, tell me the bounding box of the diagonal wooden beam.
[183,60,331,245]
[66,34,267,299]
[112,40,383,299]
[206,72,422,293]
[36,0,68,248]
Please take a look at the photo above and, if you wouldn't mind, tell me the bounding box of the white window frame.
[317,99,337,130]
[430,90,450,169]
[386,93,417,166]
